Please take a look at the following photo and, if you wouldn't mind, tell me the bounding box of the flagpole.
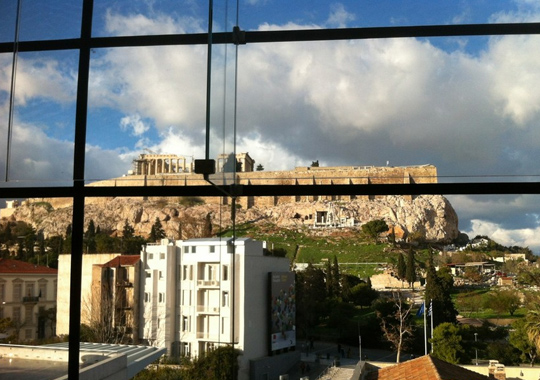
[423,301,427,355]
[430,299,434,354]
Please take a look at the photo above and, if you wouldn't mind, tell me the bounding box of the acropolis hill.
[89,153,439,208]
[21,153,458,243]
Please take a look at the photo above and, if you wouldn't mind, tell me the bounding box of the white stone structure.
[132,154,192,175]
[56,253,119,335]
[0,258,57,341]
[140,237,291,380]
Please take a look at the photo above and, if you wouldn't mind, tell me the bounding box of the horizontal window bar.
[2,22,540,53]
[1,182,540,199]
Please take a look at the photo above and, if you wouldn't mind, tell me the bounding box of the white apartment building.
[140,237,292,380]
[0,258,57,341]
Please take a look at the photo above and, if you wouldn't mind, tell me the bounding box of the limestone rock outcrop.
[9,194,459,243]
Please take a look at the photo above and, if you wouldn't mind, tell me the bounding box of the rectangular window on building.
[160,253,165,259]
[159,292,164,303]
[13,283,22,301]
[146,271,151,278]
[183,265,188,280]
[189,265,193,280]
[144,292,150,302]
[222,291,229,307]
[191,246,196,253]
[148,253,154,260]
[159,271,164,279]
[222,265,228,281]
[209,245,215,253]
[183,246,189,253]
[182,315,188,331]
[38,283,47,300]
[12,307,20,323]
[25,305,33,323]
[25,283,35,297]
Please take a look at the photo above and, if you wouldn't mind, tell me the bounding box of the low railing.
[197,305,220,313]
[197,280,219,287]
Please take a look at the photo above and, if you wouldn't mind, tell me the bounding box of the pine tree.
[122,220,135,239]
[150,217,166,242]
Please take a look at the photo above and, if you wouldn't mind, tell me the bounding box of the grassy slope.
[218,222,407,278]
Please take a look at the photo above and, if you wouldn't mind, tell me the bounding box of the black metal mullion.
[3,22,540,54]
[2,182,540,199]
[68,0,93,379]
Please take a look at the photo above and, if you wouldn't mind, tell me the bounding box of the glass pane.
[0,196,71,376]
[92,0,208,37]
[235,35,540,182]
[2,50,78,186]
[18,0,83,41]
[0,1,18,43]
[239,1,540,31]
[0,53,12,182]
[85,46,207,183]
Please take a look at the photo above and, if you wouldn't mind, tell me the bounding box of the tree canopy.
[361,219,389,242]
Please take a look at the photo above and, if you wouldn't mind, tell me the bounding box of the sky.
[2,0,540,252]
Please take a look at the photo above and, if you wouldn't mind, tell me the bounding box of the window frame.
[1,3,540,379]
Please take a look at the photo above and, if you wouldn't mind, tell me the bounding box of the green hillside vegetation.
[218,222,432,278]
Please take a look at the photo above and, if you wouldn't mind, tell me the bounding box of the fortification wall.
[29,165,437,210]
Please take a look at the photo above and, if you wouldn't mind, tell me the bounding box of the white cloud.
[120,114,150,136]
[465,219,540,251]
[326,3,355,28]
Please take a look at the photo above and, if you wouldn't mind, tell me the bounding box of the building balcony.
[196,305,220,314]
[196,280,219,287]
[196,332,219,340]
[22,296,40,303]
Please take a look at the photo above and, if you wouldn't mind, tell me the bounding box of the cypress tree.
[406,247,416,286]
[331,255,341,297]
[397,252,406,280]
[424,251,458,328]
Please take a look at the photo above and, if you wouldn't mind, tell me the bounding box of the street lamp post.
[474,333,478,365]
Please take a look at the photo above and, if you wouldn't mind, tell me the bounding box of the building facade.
[140,238,291,380]
[0,258,57,341]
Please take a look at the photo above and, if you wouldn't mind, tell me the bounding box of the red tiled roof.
[0,258,58,274]
[100,255,140,267]
[365,355,491,380]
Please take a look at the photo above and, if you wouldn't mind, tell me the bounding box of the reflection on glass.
[238,1,540,31]
[4,50,78,186]
[18,0,83,41]
[85,46,207,184]
[92,0,208,37]
[0,1,17,43]
[0,53,13,182]
[0,197,71,377]
[232,35,540,184]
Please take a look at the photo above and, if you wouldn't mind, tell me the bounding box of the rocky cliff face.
[9,194,459,243]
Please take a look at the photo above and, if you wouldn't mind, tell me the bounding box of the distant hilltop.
[86,152,438,210]
[14,156,457,244]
